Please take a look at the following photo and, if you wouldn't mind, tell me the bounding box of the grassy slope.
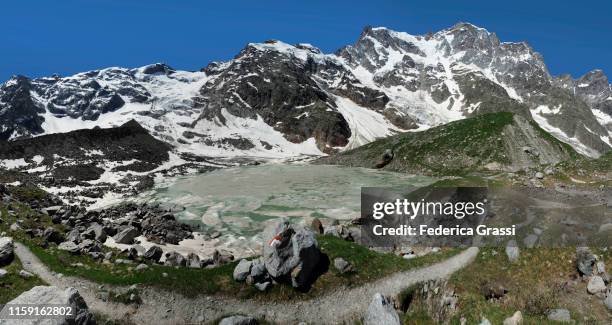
[320,112,581,176]
[0,199,458,302]
[322,112,515,176]
[0,255,46,304]
[446,247,612,324]
[557,150,612,183]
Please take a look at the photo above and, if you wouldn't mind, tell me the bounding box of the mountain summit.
[0,23,610,158]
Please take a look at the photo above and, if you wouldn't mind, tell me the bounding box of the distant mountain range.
[1,22,610,158]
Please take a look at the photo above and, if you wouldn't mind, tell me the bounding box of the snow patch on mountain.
[530,107,599,157]
[333,96,401,150]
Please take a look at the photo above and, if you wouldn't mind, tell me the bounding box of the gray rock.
[0,269,7,278]
[186,253,201,268]
[505,240,520,263]
[135,264,148,271]
[535,172,544,179]
[42,206,62,216]
[9,223,21,231]
[576,247,597,276]
[0,286,95,324]
[254,281,271,291]
[311,218,324,234]
[218,315,258,325]
[143,245,163,262]
[249,260,268,283]
[114,259,133,265]
[263,219,323,290]
[87,223,107,242]
[333,257,353,274]
[113,226,139,244]
[0,237,14,266]
[364,293,400,325]
[587,276,606,294]
[503,311,523,325]
[18,270,34,278]
[78,239,95,251]
[58,241,80,254]
[547,309,571,322]
[604,292,612,311]
[164,251,186,267]
[233,259,253,281]
[595,261,606,275]
[66,229,80,243]
[212,249,234,265]
[42,227,64,244]
[523,234,538,248]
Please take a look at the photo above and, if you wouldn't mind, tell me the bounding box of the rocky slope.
[318,112,578,175]
[0,23,610,159]
[0,120,176,204]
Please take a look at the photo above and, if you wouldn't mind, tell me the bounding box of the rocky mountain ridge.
[0,22,610,159]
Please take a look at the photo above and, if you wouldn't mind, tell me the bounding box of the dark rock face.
[0,119,168,164]
[198,43,354,152]
[34,68,149,121]
[0,76,45,140]
[0,120,170,189]
[556,69,612,133]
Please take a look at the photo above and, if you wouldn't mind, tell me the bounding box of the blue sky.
[1,0,610,81]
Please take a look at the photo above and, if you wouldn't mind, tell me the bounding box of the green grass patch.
[2,196,460,303]
[0,255,46,304]
[321,112,516,176]
[447,247,612,324]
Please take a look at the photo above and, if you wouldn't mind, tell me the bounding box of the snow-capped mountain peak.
[0,23,610,158]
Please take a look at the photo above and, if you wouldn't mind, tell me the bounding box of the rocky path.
[13,243,135,321]
[14,242,479,324]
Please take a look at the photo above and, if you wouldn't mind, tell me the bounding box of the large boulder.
[113,226,139,244]
[576,247,597,276]
[0,286,95,324]
[363,293,400,325]
[262,219,325,290]
[0,237,14,266]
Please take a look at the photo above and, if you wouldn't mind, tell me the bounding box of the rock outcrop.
[0,237,14,266]
[363,293,400,325]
